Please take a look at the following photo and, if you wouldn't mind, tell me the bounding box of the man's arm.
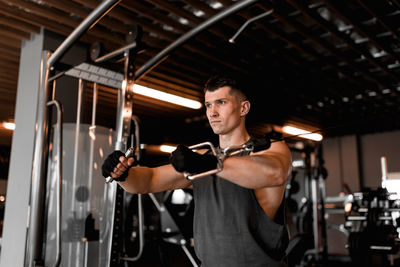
[108,156,192,194]
[218,141,292,189]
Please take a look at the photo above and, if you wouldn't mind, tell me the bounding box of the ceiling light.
[210,1,223,9]
[132,84,202,109]
[160,145,177,153]
[282,125,323,141]
[3,122,15,130]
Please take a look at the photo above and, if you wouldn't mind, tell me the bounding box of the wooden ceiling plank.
[147,71,202,91]
[40,0,137,38]
[258,2,390,90]
[179,0,218,18]
[355,0,400,42]
[145,0,232,41]
[319,0,400,64]
[71,0,178,42]
[1,0,126,46]
[0,45,19,57]
[121,0,189,34]
[0,51,19,63]
[237,11,381,107]
[285,0,400,84]
[0,15,40,34]
[0,2,109,46]
[146,0,202,25]
[0,27,30,40]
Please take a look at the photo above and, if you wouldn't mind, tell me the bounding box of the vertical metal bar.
[109,50,135,266]
[26,50,51,267]
[47,0,121,67]
[46,100,63,267]
[87,83,98,211]
[311,178,319,257]
[72,79,84,210]
[115,51,134,151]
[381,156,388,188]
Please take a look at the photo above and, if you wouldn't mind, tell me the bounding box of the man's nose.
[209,106,218,117]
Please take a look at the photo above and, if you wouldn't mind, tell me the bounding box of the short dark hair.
[204,75,247,101]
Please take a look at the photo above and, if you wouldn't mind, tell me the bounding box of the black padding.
[250,136,271,152]
[170,144,218,174]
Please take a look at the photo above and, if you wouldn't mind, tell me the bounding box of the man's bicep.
[257,141,292,176]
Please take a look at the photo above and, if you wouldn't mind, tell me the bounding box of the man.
[102,75,292,266]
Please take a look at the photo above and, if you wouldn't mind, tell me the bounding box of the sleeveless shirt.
[192,149,289,267]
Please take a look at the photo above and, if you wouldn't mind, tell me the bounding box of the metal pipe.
[381,156,388,188]
[121,116,144,262]
[135,0,260,79]
[46,100,63,267]
[47,0,121,67]
[122,194,144,262]
[229,9,274,43]
[95,41,137,63]
[26,50,51,267]
[72,79,84,210]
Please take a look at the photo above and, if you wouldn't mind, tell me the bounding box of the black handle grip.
[250,136,271,152]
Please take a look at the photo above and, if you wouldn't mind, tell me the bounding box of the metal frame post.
[26,50,52,267]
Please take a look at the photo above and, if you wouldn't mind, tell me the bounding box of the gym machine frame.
[26,0,261,266]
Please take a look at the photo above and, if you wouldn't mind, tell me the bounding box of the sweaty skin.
[110,86,292,220]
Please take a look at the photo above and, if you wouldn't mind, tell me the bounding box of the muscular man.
[102,75,292,266]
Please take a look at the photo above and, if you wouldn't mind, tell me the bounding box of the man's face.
[204,86,244,135]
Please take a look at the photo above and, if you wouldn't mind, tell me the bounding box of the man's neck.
[219,130,250,149]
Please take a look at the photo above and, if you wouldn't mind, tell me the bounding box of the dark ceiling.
[0,0,400,147]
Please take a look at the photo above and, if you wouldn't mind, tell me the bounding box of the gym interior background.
[0,0,399,266]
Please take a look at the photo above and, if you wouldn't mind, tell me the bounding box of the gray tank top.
[192,149,288,267]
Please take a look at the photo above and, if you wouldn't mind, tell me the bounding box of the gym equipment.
[105,148,135,183]
[184,136,271,180]
[18,0,263,266]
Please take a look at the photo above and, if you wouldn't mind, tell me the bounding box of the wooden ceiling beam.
[71,0,178,42]
[319,0,400,64]
[121,0,189,34]
[237,10,381,109]
[179,0,218,18]
[146,0,233,41]
[258,2,389,90]
[1,0,126,46]
[0,26,29,41]
[0,15,40,34]
[285,0,400,85]
[355,0,400,42]
[0,2,103,46]
[0,51,19,63]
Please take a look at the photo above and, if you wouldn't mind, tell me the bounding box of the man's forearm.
[118,166,154,194]
[218,155,289,189]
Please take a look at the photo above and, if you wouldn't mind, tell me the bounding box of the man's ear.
[240,100,250,116]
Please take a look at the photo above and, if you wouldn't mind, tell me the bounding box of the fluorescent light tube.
[282,125,323,141]
[132,84,202,109]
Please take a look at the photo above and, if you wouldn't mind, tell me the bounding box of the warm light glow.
[133,84,202,109]
[344,202,352,213]
[282,126,323,141]
[160,145,177,153]
[3,122,15,130]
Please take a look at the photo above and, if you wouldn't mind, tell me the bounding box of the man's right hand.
[101,151,134,182]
